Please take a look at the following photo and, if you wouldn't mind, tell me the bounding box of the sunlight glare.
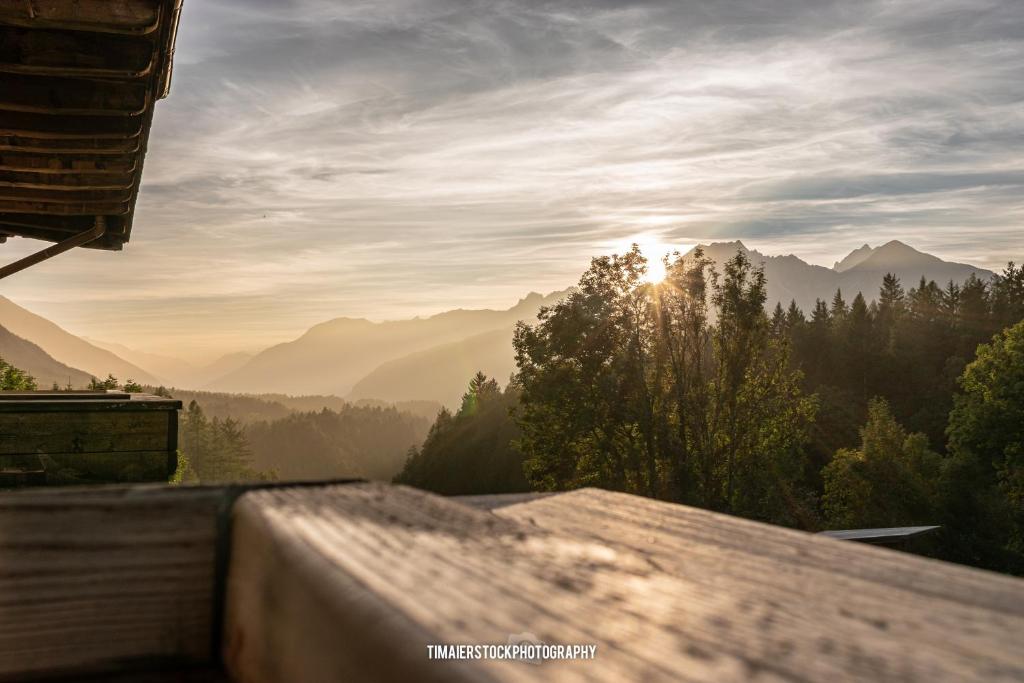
[645,258,667,284]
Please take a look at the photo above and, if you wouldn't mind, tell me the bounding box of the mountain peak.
[877,239,915,252]
[834,244,875,272]
[849,240,943,272]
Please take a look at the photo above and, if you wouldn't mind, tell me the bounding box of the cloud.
[4,0,1022,359]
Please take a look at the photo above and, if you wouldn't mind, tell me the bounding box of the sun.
[645,258,667,285]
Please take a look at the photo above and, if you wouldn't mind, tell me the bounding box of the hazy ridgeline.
[398,250,1024,574]
[156,389,436,484]
[1,246,1021,574]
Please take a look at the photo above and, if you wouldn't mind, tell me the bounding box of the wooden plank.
[0,186,129,203]
[224,484,1024,683]
[0,410,168,454]
[0,450,172,483]
[0,154,137,174]
[0,73,148,116]
[0,199,129,215]
[0,485,223,680]
[0,26,153,78]
[0,396,179,412]
[454,492,559,511]
[0,223,127,250]
[0,138,139,155]
[0,0,161,35]
[0,172,134,191]
[0,213,123,237]
[496,489,1024,680]
[0,110,144,137]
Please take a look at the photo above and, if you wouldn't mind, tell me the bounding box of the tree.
[822,398,941,529]
[395,374,528,495]
[944,320,1024,570]
[513,247,816,526]
[0,356,37,390]
[89,374,119,390]
[992,262,1024,329]
[829,289,848,322]
[179,400,268,483]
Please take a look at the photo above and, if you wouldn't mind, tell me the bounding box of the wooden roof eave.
[0,0,181,276]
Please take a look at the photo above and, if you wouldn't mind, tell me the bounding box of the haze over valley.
[0,239,1000,408]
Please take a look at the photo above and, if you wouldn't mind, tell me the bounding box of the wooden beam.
[0,0,162,35]
[0,199,129,215]
[0,110,143,137]
[0,223,126,249]
[0,186,131,203]
[224,483,1024,683]
[0,26,153,79]
[0,213,114,232]
[495,489,1024,680]
[0,139,140,155]
[0,174,134,191]
[0,484,222,680]
[0,73,148,116]
[0,216,108,279]
[0,152,136,174]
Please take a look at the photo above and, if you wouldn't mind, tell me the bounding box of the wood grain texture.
[454,492,558,511]
[0,485,223,681]
[224,483,1024,683]
[0,411,168,454]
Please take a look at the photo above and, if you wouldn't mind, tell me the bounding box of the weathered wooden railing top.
[0,482,1021,682]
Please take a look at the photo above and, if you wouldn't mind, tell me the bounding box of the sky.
[3,0,1023,361]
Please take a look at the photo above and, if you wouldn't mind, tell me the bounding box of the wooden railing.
[0,482,1021,682]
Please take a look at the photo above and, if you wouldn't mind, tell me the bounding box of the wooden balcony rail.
[0,482,1021,682]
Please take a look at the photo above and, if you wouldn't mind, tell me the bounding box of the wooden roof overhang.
[0,0,181,277]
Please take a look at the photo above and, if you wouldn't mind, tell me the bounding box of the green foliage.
[168,450,198,485]
[783,263,1024,470]
[89,374,119,390]
[943,320,1024,571]
[123,379,143,392]
[822,398,942,529]
[513,246,817,526]
[245,405,430,481]
[180,400,269,483]
[395,373,528,495]
[0,355,37,390]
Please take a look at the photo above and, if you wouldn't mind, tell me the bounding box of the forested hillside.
[158,389,435,484]
[208,291,566,396]
[395,373,528,494]
[0,296,158,383]
[0,325,92,388]
[398,248,1024,574]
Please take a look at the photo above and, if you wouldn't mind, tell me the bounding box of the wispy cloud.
[4,0,1023,359]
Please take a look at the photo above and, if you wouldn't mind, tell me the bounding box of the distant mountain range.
[687,240,994,314]
[207,291,569,397]
[83,340,254,389]
[0,241,1001,406]
[0,325,92,388]
[0,296,158,384]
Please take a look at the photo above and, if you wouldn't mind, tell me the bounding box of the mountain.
[84,341,254,388]
[685,240,994,313]
[0,324,93,388]
[202,352,254,384]
[0,297,159,384]
[348,327,516,409]
[85,339,197,386]
[208,291,567,396]
[833,244,874,272]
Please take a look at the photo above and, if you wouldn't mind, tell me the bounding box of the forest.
[397,248,1024,574]
[2,247,1021,574]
